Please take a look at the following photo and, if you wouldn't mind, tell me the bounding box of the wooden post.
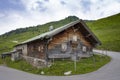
[71,41,78,71]
[92,53,96,68]
[74,59,77,71]
[44,38,49,66]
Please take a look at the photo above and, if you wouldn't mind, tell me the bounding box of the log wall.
[48,26,92,50]
[27,40,45,59]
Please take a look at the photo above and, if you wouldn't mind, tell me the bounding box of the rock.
[64,71,72,75]
[48,64,52,68]
[41,71,44,75]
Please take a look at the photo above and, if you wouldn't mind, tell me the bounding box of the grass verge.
[0,54,111,76]
[0,58,3,64]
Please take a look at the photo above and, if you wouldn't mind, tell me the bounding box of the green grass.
[0,54,111,76]
[0,58,3,64]
[87,13,120,51]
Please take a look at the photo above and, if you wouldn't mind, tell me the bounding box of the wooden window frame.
[61,42,67,52]
[38,45,44,53]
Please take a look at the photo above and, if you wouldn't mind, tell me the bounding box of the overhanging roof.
[16,19,101,47]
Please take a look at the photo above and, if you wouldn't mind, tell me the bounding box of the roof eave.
[80,20,101,46]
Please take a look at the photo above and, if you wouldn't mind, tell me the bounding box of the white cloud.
[0,13,5,18]
[0,0,120,35]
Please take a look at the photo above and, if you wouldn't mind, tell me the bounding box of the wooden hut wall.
[48,25,92,54]
[15,44,27,56]
[27,40,45,59]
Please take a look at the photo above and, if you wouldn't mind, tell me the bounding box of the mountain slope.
[87,13,120,51]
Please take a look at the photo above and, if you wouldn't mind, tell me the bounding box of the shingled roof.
[16,19,101,47]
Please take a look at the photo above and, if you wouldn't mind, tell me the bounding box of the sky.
[0,0,120,35]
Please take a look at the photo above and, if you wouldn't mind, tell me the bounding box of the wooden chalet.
[12,19,101,67]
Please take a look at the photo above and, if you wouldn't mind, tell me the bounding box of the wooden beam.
[85,34,91,37]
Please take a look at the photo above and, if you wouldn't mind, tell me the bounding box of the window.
[82,46,87,52]
[38,45,44,52]
[61,43,67,52]
[38,46,41,51]
[72,35,77,42]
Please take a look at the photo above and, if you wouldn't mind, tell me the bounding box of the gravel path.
[0,50,120,80]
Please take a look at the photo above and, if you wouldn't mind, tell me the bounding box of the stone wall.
[22,56,49,68]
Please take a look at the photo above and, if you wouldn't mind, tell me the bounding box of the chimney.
[49,25,54,31]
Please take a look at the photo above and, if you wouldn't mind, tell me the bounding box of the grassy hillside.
[0,16,79,54]
[87,13,120,51]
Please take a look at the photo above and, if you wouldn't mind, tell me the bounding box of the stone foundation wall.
[22,56,48,68]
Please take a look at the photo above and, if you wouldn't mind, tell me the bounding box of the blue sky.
[0,0,120,35]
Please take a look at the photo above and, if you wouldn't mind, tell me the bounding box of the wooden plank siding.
[18,24,93,59]
[14,44,27,56]
[27,40,46,59]
[47,25,93,59]
[48,26,92,50]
